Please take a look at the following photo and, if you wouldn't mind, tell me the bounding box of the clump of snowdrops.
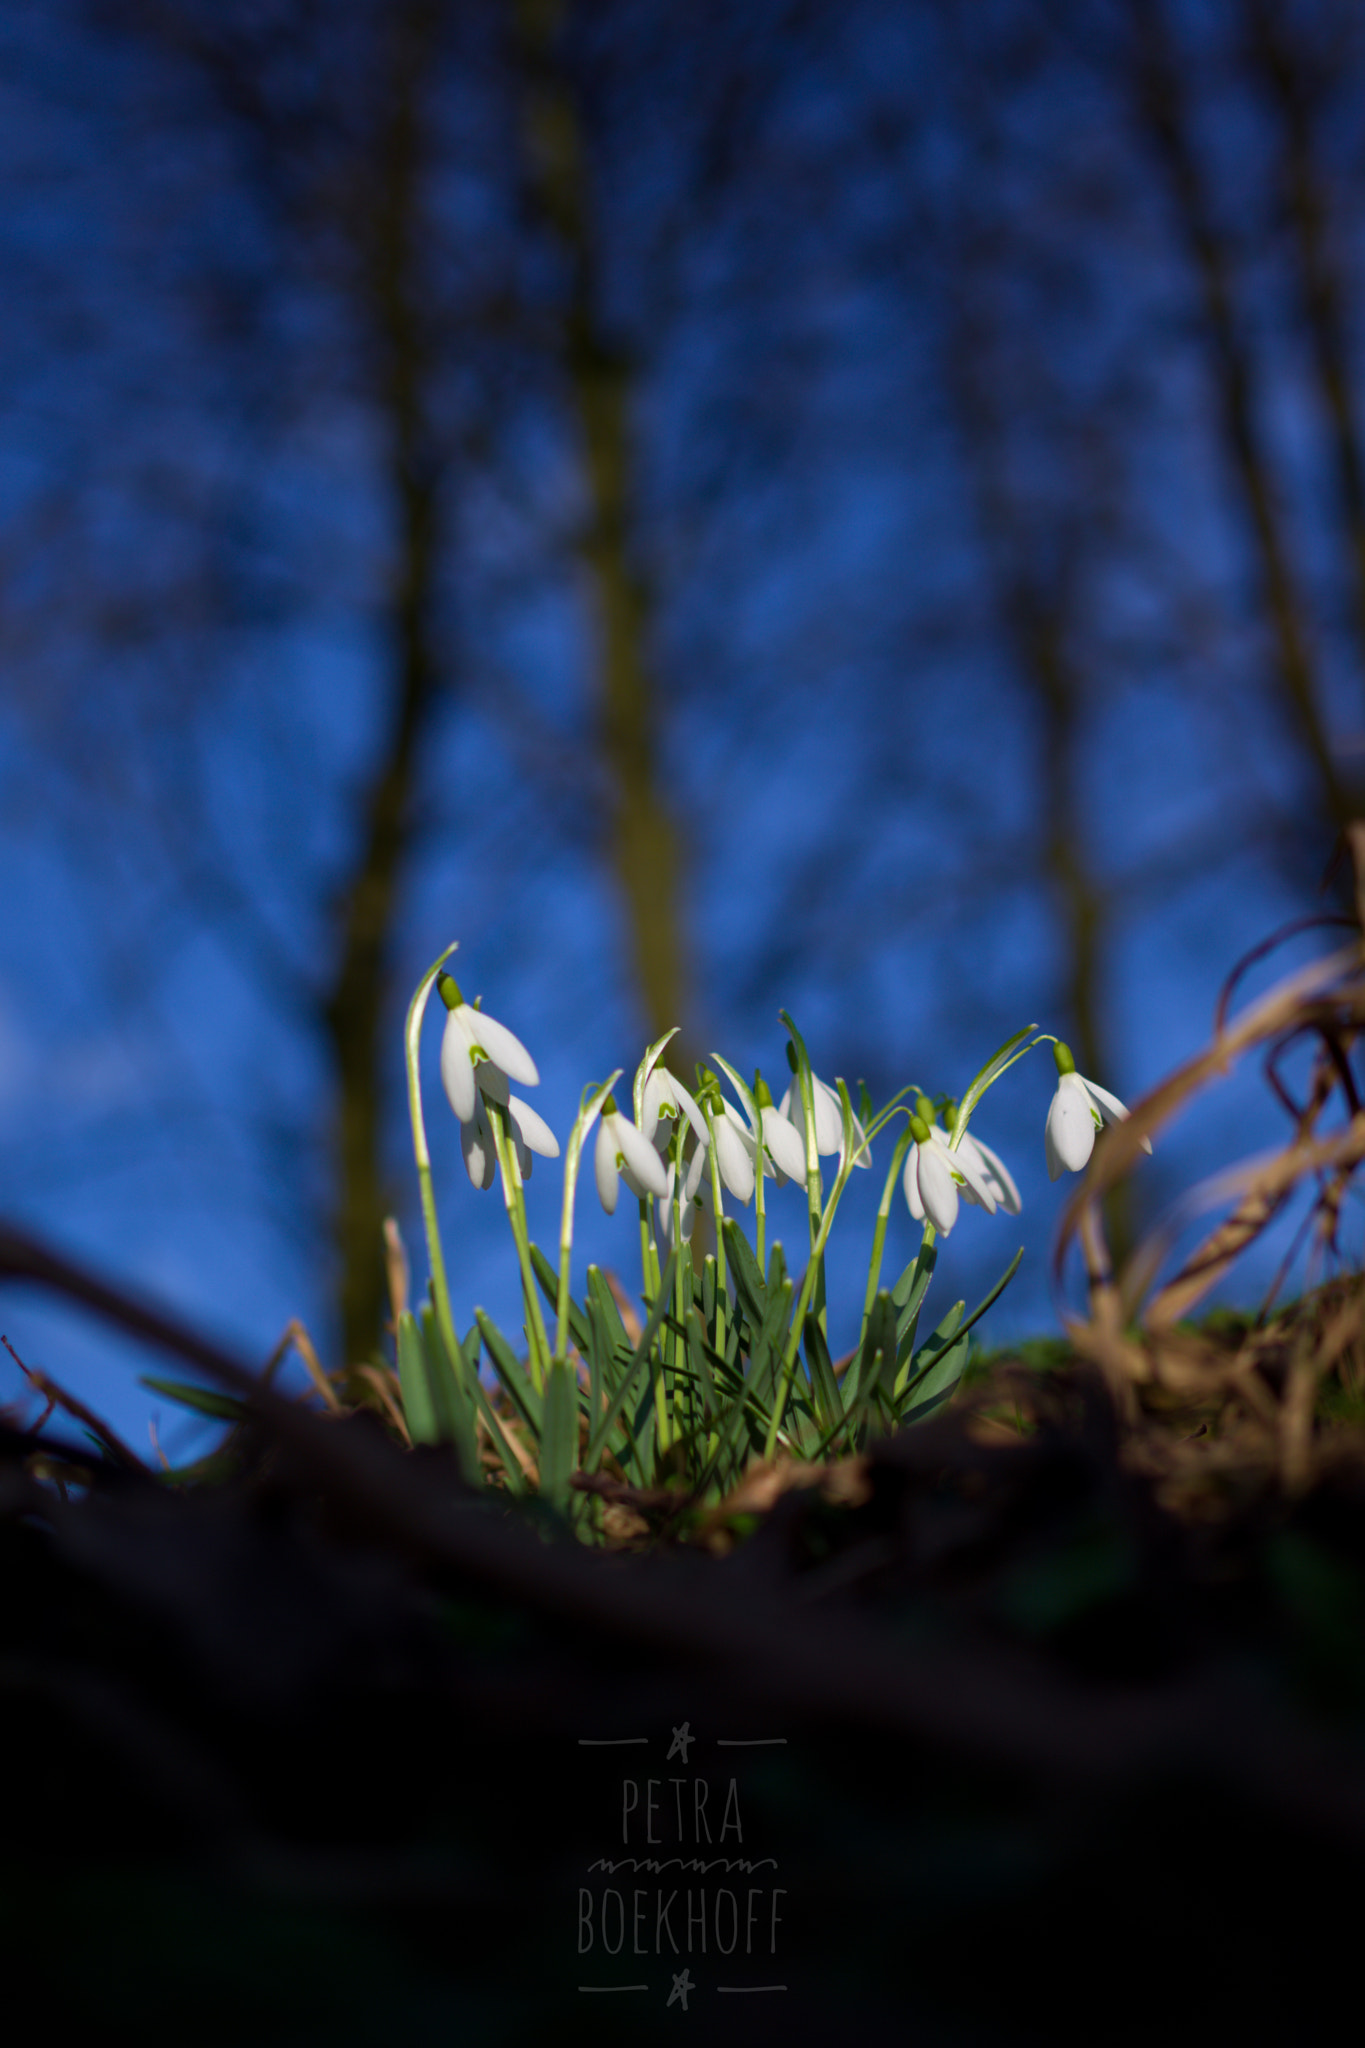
[397,943,1147,1527]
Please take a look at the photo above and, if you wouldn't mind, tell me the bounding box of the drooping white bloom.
[438,977,540,1125]
[460,1090,559,1191]
[709,1102,757,1204]
[777,1074,872,1173]
[1044,1043,1151,1181]
[594,1098,670,1215]
[640,1064,709,1153]
[904,1116,997,1235]
[929,1118,1022,1216]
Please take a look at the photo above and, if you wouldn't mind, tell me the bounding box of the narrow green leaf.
[397,1311,438,1445]
[530,1242,591,1353]
[420,1303,478,1472]
[585,1252,676,1471]
[803,1315,842,1431]
[474,1309,543,1437]
[140,1375,248,1424]
[539,1357,579,1507]
[723,1218,767,1331]
[903,1330,971,1425]
[957,1246,1024,1341]
[586,1265,629,1357]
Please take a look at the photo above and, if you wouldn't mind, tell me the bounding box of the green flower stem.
[764,1087,860,1460]
[555,1075,619,1364]
[858,1111,917,1346]
[639,1194,672,1457]
[779,1011,826,1330]
[754,1139,767,1277]
[404,943,462,1375]
[701,1099,728,1360]
[486,1098,552,1394]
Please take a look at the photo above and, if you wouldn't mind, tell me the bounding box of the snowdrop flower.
[723,1074,809,1188]
[776,1071,872,1173]
[904,1113,997,1236]
[711,1101,757,1204]
[437,974,540,1124]
[1044,1041,1151,1181]
[928,1099,1021,1216]
[595,1095,670,1215]
[640,1063,709,1154]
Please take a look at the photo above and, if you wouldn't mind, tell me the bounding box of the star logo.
[667,1720,695,1762]
[667,1967,695,2010]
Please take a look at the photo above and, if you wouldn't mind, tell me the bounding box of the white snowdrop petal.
[903,1148,926,1220]
[714,1114,756,1204]
[439,1011,477,1123]
[941,1133,998,1214]
[811,1077,846,1155]
[917,1142,960,1235]
[459,1008,539,1089]
[508,1095,559,1159]
[1046,1080,1096,1178]
[966,1133,1022,1214]
[615,1115,671,1198]
[761,1105,807,1185]
[1081,1076,1153,1154]
[595,1118,620,1214]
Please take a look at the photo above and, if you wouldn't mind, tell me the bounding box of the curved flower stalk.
[554,1072,620,1362]
[1044,1040,1151,1180]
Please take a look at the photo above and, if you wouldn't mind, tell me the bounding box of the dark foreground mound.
[3,1349,1365,2048]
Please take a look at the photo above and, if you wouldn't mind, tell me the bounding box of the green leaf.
[896,1297,966,1410]
[474,1310,544,1437]
[539,1357,579,1507]
[954,1023,1038,1133]
[396,1312,438,1445]
[140,1375,248,1424]
[902,1330,970,1426]
[892,1239,937,1365]
[803,1314,842,1431]
[530,1242,590,1353]
[585,1252,676,1472]
[722,1218,768,1332]
[957,1246,1024,1342]
[419,1304,478,1472]
[586,1265,629,1357]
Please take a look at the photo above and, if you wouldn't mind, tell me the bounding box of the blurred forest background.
[4,0,1365,1450]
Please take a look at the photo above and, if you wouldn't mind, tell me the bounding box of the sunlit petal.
[459,1007,539,1088]
[1045,1075,1096,1179]
[439,1010,478,1123]
[595,1117,620,1214]
[508,1095,559,1159]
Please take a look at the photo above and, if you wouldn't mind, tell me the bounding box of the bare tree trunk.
[512,0,690,1052]
[1245,0,1365,700]
[322,2,445,1378]
[1132,0,1355,839]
